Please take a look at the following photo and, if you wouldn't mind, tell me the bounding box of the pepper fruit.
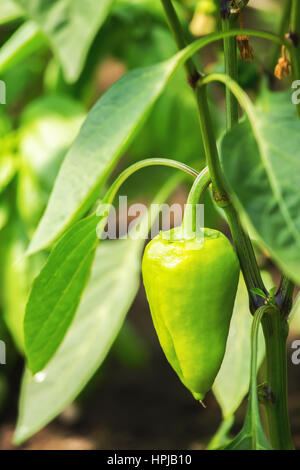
[142,226,240,401]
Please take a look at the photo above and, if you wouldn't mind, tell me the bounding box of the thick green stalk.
[261,311,294,450]
[160,0,200,85]
[221,17,239,127]
[275,276,294,316]
[223,205,266,303]
[290,0,300,34]
[194,85,228,202]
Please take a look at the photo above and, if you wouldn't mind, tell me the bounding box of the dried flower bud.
[274,46,291,80]
[236,35,254,61]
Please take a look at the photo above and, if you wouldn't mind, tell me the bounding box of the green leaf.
[0,21,44,74]
[24,215,98,373]
[28,56,180,255]
[213,273,271,418]
[221,107,300,284]
[14,237,143,445]
[14,0,115,82]
[224,406,271,450]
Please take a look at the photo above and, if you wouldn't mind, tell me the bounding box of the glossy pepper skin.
[142,226,240,400]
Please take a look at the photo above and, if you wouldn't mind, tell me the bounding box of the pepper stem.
[182,166,211,239]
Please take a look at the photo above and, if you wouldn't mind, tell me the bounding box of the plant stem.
[270,0,291,69]
[275,276,295,317]
[290,0,300,34]
[95,158,199,237]
[221,16,239,127]
[183,166,210,236]
[223,205,266,303]
[261,311,294,449]
[160,0,200,85]
[194,85,228,202]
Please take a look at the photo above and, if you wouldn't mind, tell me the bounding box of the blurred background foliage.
[0,0,299,449]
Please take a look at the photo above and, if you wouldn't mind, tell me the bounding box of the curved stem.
[182,166,211,236]
[200,72,256,122]
[177,28,292,67]
[96,158,199,237]
[174,27,300,114]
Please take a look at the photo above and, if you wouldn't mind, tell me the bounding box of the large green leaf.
[220,105,300,284]
[14,0,114,82]
[213,272,272,419]
[28,56,180,255]
[24,215,98,373]
[14,237,143,445]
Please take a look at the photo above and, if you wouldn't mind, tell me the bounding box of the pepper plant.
[1,0,300,450]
